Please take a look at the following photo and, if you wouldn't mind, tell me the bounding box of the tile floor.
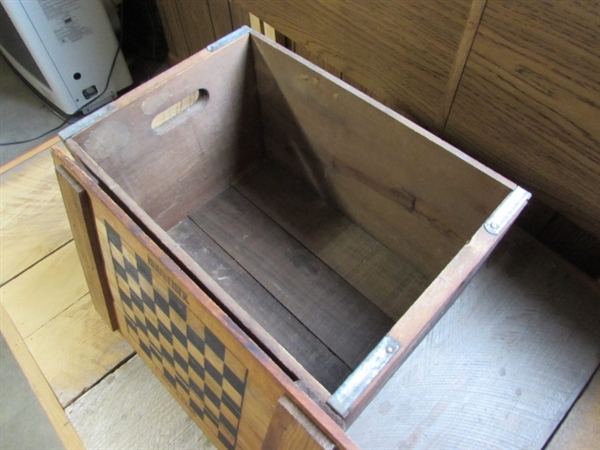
[0,56,68,449]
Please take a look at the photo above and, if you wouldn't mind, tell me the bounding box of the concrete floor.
[0,56,67,449]
[0,56,72,165]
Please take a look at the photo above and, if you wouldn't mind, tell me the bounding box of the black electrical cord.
[0,3,125,147]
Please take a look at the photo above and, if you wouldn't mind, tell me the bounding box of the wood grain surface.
[0,149,72,284]
[55,165,118,329]
[68,36,263,231]
[0,242,87,339]
[0,304,86,450]
[58,148,356,449]
[235,0,473,131]
[348,229,600,449]
[546,368,600,450]
[169,218,352,393]
[263,397,334,450]
[234,159,429,321]
[190,187,394,369]
[251,35,513,278]
[66,355,215,450]
[444,0,600,235]
[25,294,133,406]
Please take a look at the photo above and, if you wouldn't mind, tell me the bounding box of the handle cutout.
[151,89,209,130]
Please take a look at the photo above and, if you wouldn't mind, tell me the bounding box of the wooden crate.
[52,27,530,449]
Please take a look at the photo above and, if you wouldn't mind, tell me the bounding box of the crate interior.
[70,33,513,394]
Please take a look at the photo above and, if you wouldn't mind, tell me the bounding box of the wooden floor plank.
[25,294,134,406]
[190,187,394,369]
[0,241,86,338]
[169,218,352,392]
[65,355,215,450]
[545,367,600,450]
[234,159,430,320]
[348,229,600,449]
[0,304,85,450]
[0,148,72,284]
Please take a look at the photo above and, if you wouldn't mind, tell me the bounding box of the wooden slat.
[348,229,600,448]
[263,397,334,450]
[0,304,86,450]
[54,165,118,329]
[0,149,72,285]
[154,0,190,62]
[168,218,352,392]
[0,136,59,175]
[0,242,86,339]
[248,12,263,33]
[175,0,216,55]
[189,188,394,369]
[230,2,251,29]
[294,42,342,79]
[251,34,514,278]
[546,367,600,450]
[234,0,474,131]
[25,294,133,406]
[207,0,234,40]
[65,355,214,449]
[438,0,487,130]
[234,159,429,320]
[444,0,600,236]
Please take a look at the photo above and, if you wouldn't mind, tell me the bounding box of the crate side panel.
[69,36,264,230]
[250,36,512,279]
[93,205,276,449]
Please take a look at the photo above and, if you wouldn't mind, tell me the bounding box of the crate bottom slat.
[167,157,433,394]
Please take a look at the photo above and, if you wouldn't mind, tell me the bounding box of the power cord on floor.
[0,2,125,147]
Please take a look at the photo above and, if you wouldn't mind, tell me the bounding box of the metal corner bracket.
[58,103,116,141]
[327,336,401,417]
[207,26,253,52]
[484,186,531,235]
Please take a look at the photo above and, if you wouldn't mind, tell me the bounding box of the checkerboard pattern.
[104,221,248,450]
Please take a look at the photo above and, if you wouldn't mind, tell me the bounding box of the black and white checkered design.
[104,221,247,450]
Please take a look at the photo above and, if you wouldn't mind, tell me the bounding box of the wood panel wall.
[153,0,600,278]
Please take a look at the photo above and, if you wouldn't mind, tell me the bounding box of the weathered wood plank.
[65,355,215,450]
[0,242,87,339]
[168,218,352,392]
[207,0,234,40]
[263,397,334,450]
[175,0,216,55]
[54,165,118,329]
[348,229,600,448]
[190,187,394,369]
[0,149,72,285]
[444,0,600,236]
[0,304,86,449]
[25,294,133,406]
[234,0,474,132]
[234,159,429,320]
[546,367,600,450]
[154,0,190,62]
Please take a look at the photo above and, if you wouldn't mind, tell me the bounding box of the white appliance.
[0,0,132,115]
